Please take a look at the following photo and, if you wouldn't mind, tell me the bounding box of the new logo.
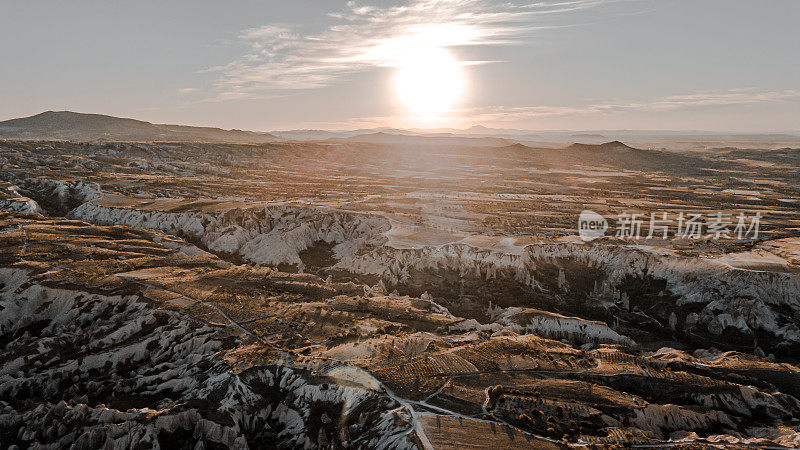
[578,210,608,242]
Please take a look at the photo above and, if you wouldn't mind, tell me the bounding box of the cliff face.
[0,235,415,449]
[69,201,800,357]
[1,203,799,448]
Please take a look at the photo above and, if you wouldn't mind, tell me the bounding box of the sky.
[1,0,798,132]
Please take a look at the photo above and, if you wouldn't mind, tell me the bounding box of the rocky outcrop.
[0,268,414,448]
[68,202,800,355]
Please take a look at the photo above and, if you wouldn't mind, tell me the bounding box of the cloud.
[296,88,800,129]
[463,89,800,123]
[207,0,610,100]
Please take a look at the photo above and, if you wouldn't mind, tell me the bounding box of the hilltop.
[0,111,279,143]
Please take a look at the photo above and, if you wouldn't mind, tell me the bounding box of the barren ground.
[1,139,799,448]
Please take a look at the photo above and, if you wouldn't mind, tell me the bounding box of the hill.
[566,140,635,151]
[0,111,279,143]
[493,140,717,175]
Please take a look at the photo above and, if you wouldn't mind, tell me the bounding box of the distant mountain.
[270,130,343,141]
[331,131,511,147]
[495,140,719,175]
[403,124,537,137]
[495,142,533,152]
[0,111,279,143]
[495,140,634,153]
[570,133,607,143]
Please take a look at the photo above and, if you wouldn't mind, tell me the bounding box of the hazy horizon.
[5,109,800,136]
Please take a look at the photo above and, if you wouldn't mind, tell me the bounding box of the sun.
[393,47,465,121]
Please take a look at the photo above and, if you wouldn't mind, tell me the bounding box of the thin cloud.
[464,89,800,122]
[207,0,611,100]
[300,88,800,128]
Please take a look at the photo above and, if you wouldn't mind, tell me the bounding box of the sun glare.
[394,47,465,121]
